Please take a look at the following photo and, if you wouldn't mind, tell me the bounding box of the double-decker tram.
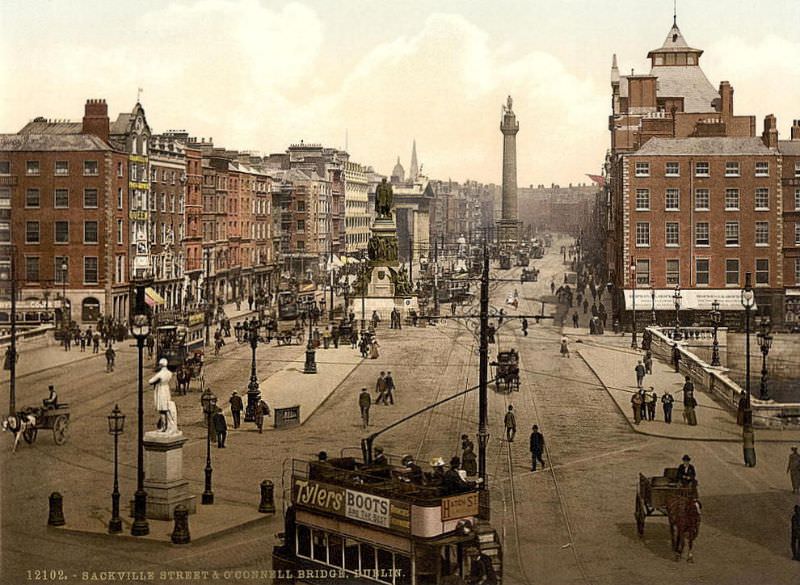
[272,453,502,584]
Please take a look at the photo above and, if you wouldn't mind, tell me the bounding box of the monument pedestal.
[140,431,196,520]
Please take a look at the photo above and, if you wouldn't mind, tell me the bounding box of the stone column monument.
[498,95,520,245]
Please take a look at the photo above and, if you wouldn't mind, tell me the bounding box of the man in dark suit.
[529,425,545,471]
[677,454,696,485]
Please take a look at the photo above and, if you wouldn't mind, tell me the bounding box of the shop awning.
[623,289,757,311]
[144,287,166,307]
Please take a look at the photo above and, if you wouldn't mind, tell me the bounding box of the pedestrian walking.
[371,310,381,329]
[787,446,800,494]
[375,372,388,405]
[79,332,87,352]
[105,345,116,373]
[647,387,657,421]
[369,338,380,359]
[560,336,570,358]
[385,371,396,405]
[736,394,747,426]
[254,398,270,433]
[572,312,579,328]
[681,376,695,408]
[229,391,243,429]
[248,294,254,311]
[672,343,681,372]
[212,407,227,448]
[643,350,653,375]
[62,331,71,351]
[631,392,643,424]
[529,425,545,471]
[683,395,698,426]
[522,317,528,336]
[93,333,101,353]
[638,388,648,420]
[550,280,555,295]
[792,505,800,561]
[661,391,674,423]
[451,302,457,316]
[146,334,154,358]
[635,361,646,388]
[359,388,371,429]
[504,405,517,442]
[350,328,358,350]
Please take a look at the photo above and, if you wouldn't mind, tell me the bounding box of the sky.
[2,0,799,186]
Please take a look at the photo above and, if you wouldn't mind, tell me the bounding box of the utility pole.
[477,237,489,520]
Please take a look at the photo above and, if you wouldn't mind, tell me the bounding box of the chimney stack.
[719,81,734,119]
[791,119,800,141]
[762,114,778,148]
[82,98,109,142]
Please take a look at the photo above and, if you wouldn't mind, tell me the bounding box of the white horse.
[2,413,36,453]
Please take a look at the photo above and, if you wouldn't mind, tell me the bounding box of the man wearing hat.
[443,456,471,494]
[401,455,423,484]
[359,388,372,429]
[228,391,244,429]
[466,546,497,585]
[677,455,696,486]
[373,447,388,467]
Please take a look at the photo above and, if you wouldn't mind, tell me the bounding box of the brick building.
[1,102,129,325]
[605,20,790,325]
[780,122,800,325]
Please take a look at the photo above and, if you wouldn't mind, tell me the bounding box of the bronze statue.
[375,178,393,218]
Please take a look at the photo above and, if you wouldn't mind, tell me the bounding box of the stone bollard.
[171,505,190,544]
[48,492,65,526]
[259,480,275,514]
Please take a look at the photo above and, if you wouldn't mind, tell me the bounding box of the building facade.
[343,160,370,255]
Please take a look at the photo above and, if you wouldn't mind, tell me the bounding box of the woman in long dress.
[370,339,380,359]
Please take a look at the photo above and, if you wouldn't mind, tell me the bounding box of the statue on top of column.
[505,95,514,114]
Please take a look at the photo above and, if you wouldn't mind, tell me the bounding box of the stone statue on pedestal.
[148,358,177,434]
[375,178,393,218]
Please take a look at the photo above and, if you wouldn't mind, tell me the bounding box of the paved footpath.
[576,337,800,443]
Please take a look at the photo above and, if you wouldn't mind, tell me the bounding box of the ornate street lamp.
[107,404,125,534]
[304,300,317,374]
[710,300,722,367]
[629,260,637,349]
[672,284,682,341]
[740,272,756,467]
[756,316,772,401]
[200,388,217,504]
[130,282,151,536]
[245,319,262,421]
[650,284,657,325]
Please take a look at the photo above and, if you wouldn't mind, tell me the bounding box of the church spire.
[409,139,419,181]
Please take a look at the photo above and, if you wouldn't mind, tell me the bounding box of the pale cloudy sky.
[2,0,799,186]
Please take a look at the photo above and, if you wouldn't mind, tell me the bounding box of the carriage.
[521,267,539,282]
[175,350,205,394]
[20,404,70,445]
[491,350,520,392]
[635,468,699,536]
[498,253,512,270]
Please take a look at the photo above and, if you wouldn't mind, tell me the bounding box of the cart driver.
[676,454,697,486]
[42,385,58,409]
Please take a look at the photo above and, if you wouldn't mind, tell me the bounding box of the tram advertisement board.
[441,492,479,522]
[293,478,410,533]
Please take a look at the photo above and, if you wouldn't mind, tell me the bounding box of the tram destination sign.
[293,478,410,533]
[441,492,479,522]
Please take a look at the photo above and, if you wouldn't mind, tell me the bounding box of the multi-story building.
[780,121,800,325]
[343,160,370,255]
[606,20,788,324]
[149,133,186,310]
[518,183,596,236]
[182,144,204,306]
[2,99,129,325]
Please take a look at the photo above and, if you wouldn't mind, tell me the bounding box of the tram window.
[297,525,311,558]
[312,529,327,562]
[376,549,394,583]
[328,534,343,568]
[395,555,412,585]
[360,543,377,571]
[344,538,360,571]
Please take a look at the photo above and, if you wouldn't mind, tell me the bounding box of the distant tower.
[499,95,519,244]
[409,139,419,182]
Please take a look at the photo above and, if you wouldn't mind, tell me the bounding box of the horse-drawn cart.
[635,468,701,561]
[491,350,520,392]
[175,350,205,394]
[22,404,70,445]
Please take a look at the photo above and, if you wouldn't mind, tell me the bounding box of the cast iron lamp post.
[200,388,217,504]
[107,404,125,534]
[629,260,637,349]
[650,285,657,325]
[740,272,756,467]
[673,284,682,341]
[710,300,722,367]
[244,319,262,421]
[130,282,151,536]
[756,317,772,401]
[304,300,317,374]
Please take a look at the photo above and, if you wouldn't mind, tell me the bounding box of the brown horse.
[666,494,701,562]
[175,364,191,395]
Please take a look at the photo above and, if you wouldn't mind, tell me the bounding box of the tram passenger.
[372,447,388,467]
[401,455,424,484]
[443,456,471,494]
[427,457,446,486]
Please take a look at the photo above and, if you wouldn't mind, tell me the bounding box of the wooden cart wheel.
[22,426,38,444]
[52,415,68,445]
[635,494,646,536]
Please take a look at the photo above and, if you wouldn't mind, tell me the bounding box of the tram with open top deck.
[273,454,503,584]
